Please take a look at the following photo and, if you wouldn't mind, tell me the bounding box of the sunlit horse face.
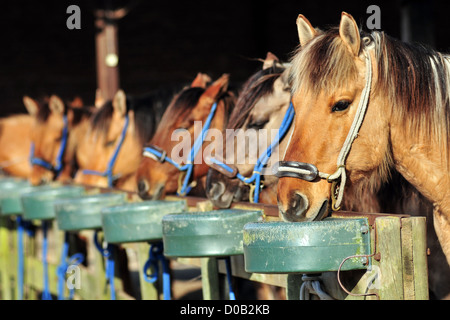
[0,99,37,178]
[278,13,390,222]
[206,54,292,207]
[25,95,83,185]
[136,73,232,199]
[74,90,141,191]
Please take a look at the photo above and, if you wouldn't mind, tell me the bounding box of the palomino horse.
[136,73,235,199]
[277,13,450,271]
[0,96,41,177]
[206,53,292,208]
[74,88,177,191]
[26,95,93,185]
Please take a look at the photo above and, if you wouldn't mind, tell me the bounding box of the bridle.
[276,48,373,211]
[29,115,69,178]
[207,102,295,203]
[142,102,218,196]
[82,115,129,187]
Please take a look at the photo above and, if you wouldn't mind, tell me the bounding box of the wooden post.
[410,217,429,299]
[95,14,119,102]
[286,274,302,300]
[375,216,428,300]
[0,216,12,299]
[201,257,220,300]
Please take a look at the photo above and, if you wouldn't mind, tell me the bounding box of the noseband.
[208,102,295,203]
[82,115,129,187]
[29,115,69,178]
[276,49,373,211]
[142,102,218,196]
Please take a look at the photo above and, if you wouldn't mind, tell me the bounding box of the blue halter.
[82,115,129,187]
[208,102,295,203]
[142,102,218,196]
[29,115,69,177]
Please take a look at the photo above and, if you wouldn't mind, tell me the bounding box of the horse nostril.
[137,179,150,199]
[208,181,226,201]
[137,179,149,193]
[279,192,309,222]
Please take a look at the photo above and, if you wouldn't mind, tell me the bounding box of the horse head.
[205,53,292,207]
[136,73,234,200]
[25,95,90,185]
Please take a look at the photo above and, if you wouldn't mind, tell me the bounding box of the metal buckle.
[274,161,319,182]
[143,145,167,163]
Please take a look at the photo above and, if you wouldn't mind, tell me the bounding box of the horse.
[277,12,450,282]
[26,95,94,185]
[205,52,292,208]
[0,96,41,178]
[74,88,177,191]
[136,73,235,199]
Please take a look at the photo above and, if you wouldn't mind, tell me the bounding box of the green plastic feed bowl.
[243,218,371,273]
[54,193,127,231]
[0,178,30,193]
[102,200,187,244]
[21,186,85,220]
[1,185,56,216]
[162,209,264,258]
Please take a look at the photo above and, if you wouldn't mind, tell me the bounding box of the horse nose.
[30,175,49,186]
[207,180,226,201]
[137,179,150,199]
[278,192,309,222]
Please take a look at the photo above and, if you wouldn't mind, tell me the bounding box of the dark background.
[0,0,448,116]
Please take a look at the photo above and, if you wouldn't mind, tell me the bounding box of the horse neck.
[389,111,450,215]
[0,115,33,177]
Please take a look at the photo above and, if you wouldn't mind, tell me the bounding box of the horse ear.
[263,52,279,70]
[49,95,65,115]
[23,96,39,116]
[297,14,317,46]
[202,74,229,101]
[95,89,105,108]
[280,67,291,91]
[191,73,212,88]
[112,89,127,117]
[339,12,361,56]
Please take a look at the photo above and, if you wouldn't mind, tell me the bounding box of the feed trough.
[1,185,55,216]
[101,200,187,244]
[0,178,30,192]
[243,218,371,273]
[21,185,85,220]
[162,209,264,257]
[54,193,127,231]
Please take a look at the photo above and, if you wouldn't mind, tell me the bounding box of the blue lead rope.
[83,115,129,187]
[57,232,84,300]
[208,102,295,203]
[143,242,171,300]
[143,102,218,196]
[93,231,116,300]
[224,257,236,300]
[30,116,68,177]
[41,221,52,300]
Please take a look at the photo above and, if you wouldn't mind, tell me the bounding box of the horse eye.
[248,119,269,130]
[104,140,116,147]
[332,101,351,112]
